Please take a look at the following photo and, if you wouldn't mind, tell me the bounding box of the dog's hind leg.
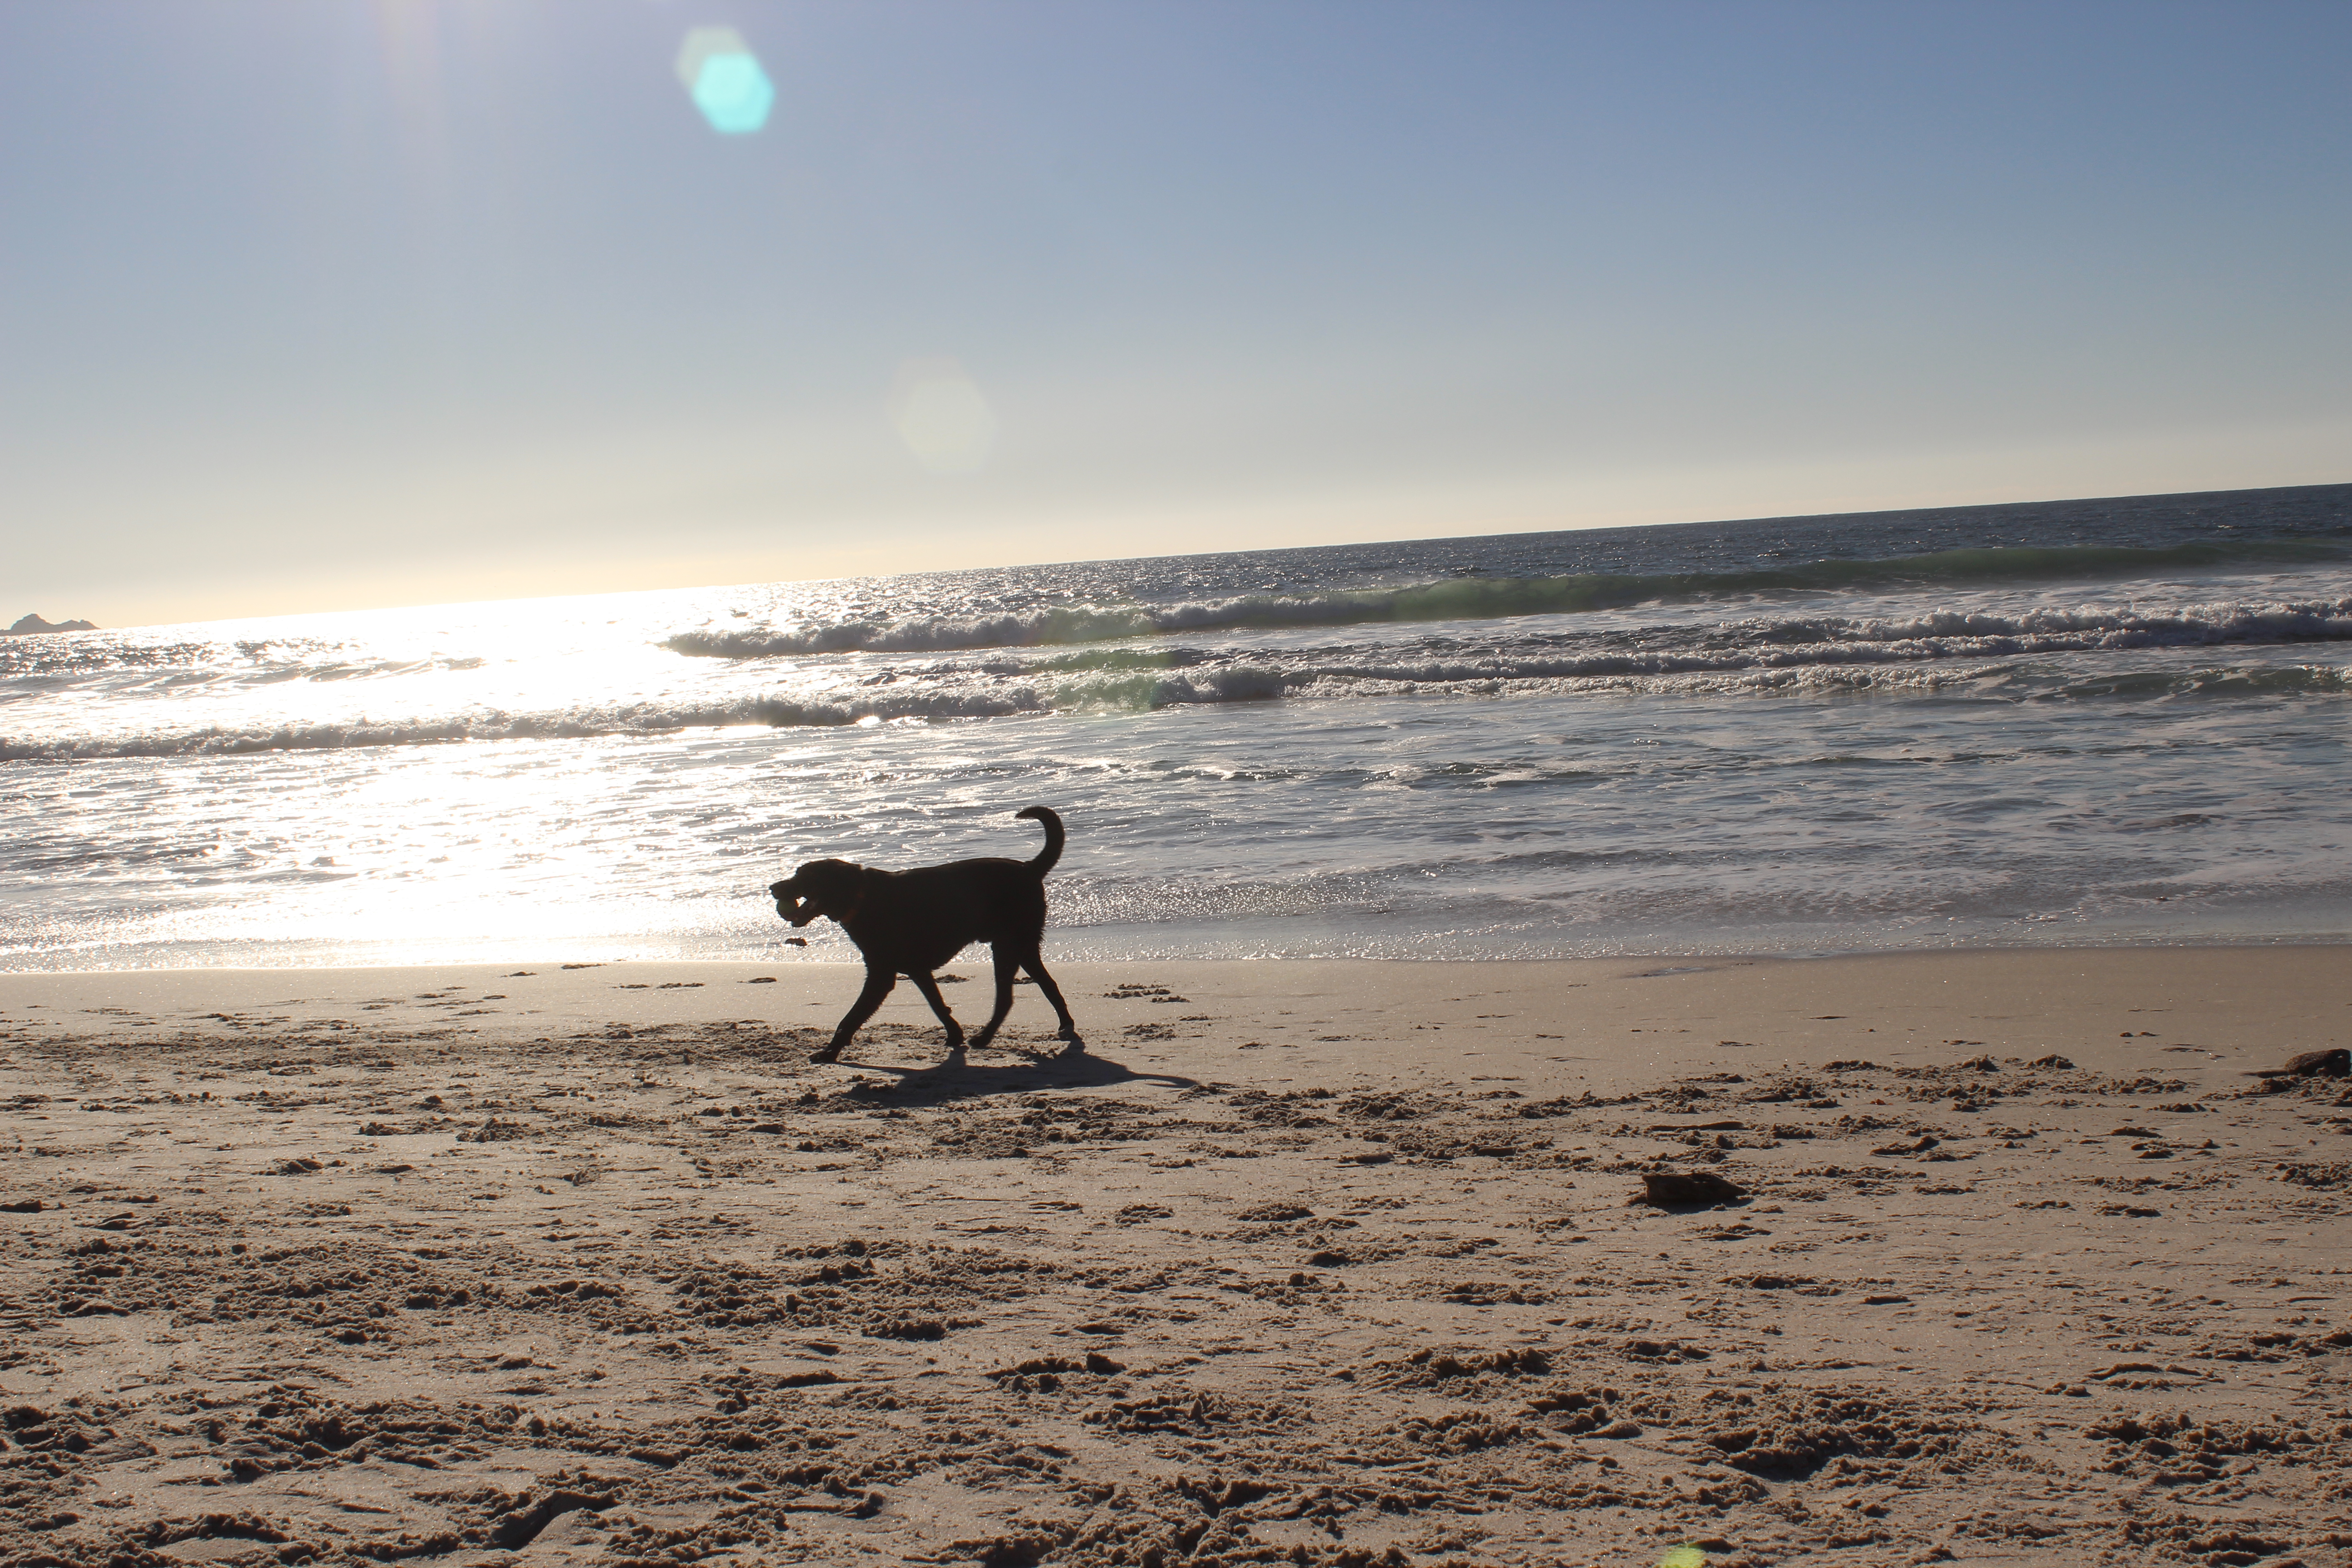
[812,966,896,1063]
[904,971,967,1057]
[1020,952,1080,1044]
[968,948,1020,1049]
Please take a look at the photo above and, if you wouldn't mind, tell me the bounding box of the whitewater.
[3,481,2349,969]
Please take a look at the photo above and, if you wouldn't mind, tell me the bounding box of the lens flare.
[888,358,999,475]
[674,26,774,135]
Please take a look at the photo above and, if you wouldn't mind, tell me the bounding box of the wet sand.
[2,948,2348,1567]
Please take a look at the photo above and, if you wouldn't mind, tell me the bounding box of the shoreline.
[2,946,2347,1563]
[7,925,2352,978]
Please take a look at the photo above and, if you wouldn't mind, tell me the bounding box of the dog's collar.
[832,872,870,925]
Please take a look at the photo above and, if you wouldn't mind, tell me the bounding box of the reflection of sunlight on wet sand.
[150,885,715,968]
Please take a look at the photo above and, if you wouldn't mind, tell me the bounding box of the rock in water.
[5,613,97,635]
[1639,1171,1746,1208]
[2248,1048,2352,1080]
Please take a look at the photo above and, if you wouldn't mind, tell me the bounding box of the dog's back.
[836,806,1063,972]
[873,855,1048,970]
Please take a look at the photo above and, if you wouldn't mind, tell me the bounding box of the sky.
[3,1,2348,629]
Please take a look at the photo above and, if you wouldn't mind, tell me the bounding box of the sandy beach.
[2,948,2349,1567]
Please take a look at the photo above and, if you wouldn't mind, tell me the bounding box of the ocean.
[4,482,2349,971]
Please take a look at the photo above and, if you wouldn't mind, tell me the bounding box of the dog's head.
[769,859,862,928]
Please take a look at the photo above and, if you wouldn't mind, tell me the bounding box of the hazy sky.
[4,1,2347,627]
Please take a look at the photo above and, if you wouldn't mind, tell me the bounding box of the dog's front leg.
[905,971,967,1057]
[812,965,897,1063]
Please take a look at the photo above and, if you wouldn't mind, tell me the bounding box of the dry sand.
[1,948,2348,1568]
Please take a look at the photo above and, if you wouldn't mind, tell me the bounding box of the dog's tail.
[1015,805,1065,876]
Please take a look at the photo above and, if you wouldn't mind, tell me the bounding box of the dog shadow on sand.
[817,1039,1203,1107]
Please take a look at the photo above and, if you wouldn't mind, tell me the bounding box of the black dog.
[769,806,1079,1063]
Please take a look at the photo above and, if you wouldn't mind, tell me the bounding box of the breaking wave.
[666,538,2352,659]
[8,593,2350,758]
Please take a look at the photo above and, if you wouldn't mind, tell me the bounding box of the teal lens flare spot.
[694,53,774,134]
[674,26,774,136]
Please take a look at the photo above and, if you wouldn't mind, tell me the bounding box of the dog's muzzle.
[769,880,822,928]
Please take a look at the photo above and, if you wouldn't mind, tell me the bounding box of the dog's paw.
[810,1046,843,1064]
